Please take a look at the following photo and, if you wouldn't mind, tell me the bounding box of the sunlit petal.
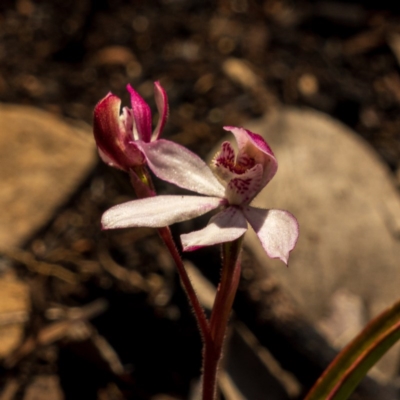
[224,126,278,187]
[102,195,223,230]
[243,206,299,265]
[211,141,237,184]
[225,164,263,205]
[181,207,248,251]
[138,140,226,197]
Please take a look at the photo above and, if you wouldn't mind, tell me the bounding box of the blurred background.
[1,0,400,399]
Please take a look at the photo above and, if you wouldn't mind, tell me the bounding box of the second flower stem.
[131,166,243,399]
[158,226,210,340]
[202,236,243,400]
[130,166,210,341]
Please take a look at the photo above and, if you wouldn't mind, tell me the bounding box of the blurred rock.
[0,104,96,248]
[239,107,400,381]
[0,104,95,362]
[316,289,365,350]
[0,271,30,358]
[90,45,136,66]
[23,375,64,400]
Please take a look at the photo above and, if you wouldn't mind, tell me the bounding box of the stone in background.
[0,104,96,248]
[243,107,400,382]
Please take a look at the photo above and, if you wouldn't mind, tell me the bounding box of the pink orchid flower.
[93,81,168,171]
[101,127,299,264]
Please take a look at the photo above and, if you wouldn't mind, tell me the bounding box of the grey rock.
[241,107,400,382]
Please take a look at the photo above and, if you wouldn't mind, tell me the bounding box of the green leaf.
[305,297,400,400]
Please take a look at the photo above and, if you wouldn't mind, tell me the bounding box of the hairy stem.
[202,236,243,400]
[158,226,210,340]
[129,166,210,341]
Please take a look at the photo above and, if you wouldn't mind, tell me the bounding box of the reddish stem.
[202,338,219,400]
[202,237,243,400]
[129,166,210,341]
[158,226,210,340]
[129,166,243,399]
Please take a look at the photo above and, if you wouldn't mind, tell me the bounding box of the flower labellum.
[93,81,169,171]
[102,127,299,264]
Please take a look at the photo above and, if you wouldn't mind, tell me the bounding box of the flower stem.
[129,166,210,341]
[158,226,210,340]
[129,166,243,399]
[202,236,243,400]
[202,338,219,400]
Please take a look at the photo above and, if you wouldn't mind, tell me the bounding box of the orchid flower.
[101,127,299,264]
[93,81,168,171]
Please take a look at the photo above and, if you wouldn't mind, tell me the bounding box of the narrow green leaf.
[305,297,400,400]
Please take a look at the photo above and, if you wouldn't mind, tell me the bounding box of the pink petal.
[225,164,263,205]
[102,195,223,230]
[211,141,237,183]
[138,140,226,198]
[119,107,134,139]
[181,207,248,251]
[152,81,169,141]
[243,206,299,265]
[224,126,278,187]
[127,84,152,143]
[93,93,144,170]
[97,147,122,169]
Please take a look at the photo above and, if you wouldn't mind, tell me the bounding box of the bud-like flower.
[93,82,168,171]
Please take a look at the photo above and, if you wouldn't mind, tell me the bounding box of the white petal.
[224,126,278,188]
[138,140,226,197]
[181,207,248,251]
[102,195,223,229]
[210,141,237,184]
[243,206,299,265]
[225,164,263,205]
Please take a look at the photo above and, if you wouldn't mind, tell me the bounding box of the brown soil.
[1,1,400,399]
